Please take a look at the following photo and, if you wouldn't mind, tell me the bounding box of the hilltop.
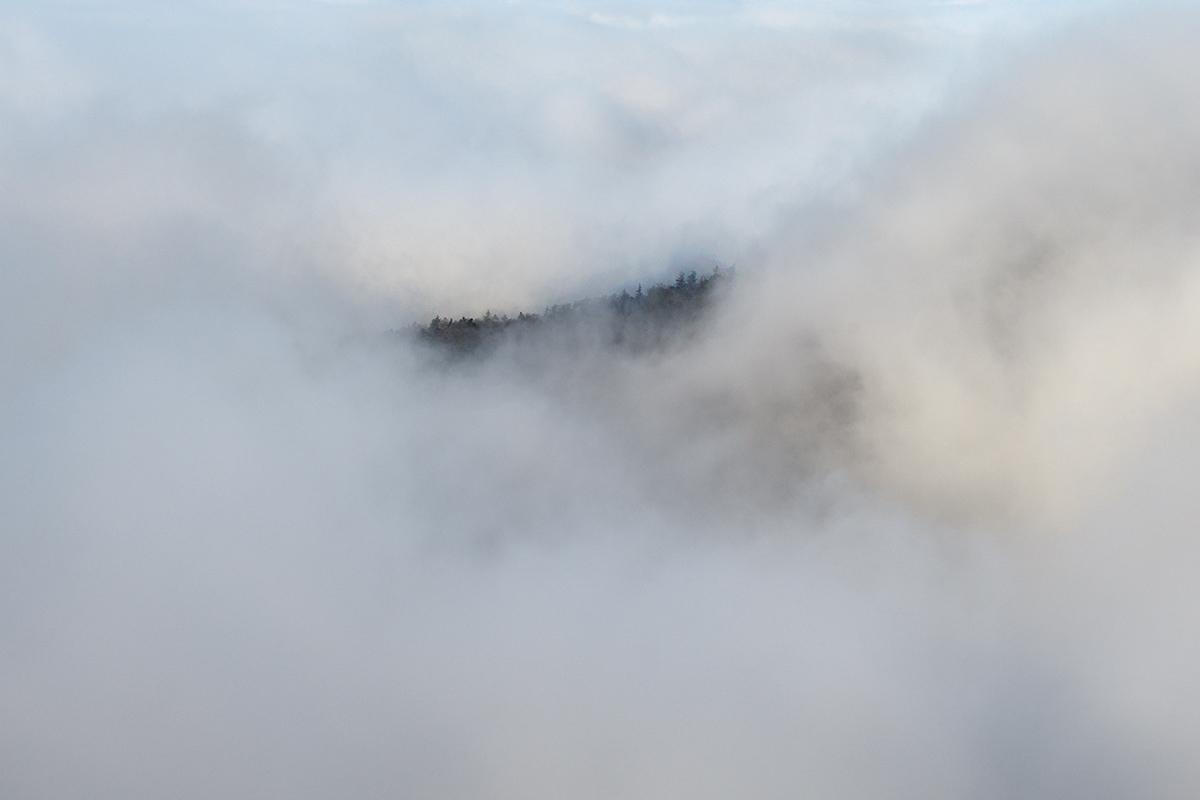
[413,267,731,357]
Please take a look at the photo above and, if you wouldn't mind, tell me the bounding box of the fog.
[5,2,1200,798]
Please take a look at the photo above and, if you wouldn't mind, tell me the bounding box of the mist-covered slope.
[415,268,729,355]
[6,3,1200,799]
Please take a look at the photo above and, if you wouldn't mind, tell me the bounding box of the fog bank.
[4,2,1200,798]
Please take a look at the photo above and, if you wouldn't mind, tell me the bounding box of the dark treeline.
[414,267,731,357]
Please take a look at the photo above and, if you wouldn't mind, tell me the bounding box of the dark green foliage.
[414,267,730,357]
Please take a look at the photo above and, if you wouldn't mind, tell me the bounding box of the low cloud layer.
[5,2,1200,798]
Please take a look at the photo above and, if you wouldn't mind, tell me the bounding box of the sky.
[5,1,1200,798]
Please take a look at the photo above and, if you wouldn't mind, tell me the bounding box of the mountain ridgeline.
[415,268,731,357]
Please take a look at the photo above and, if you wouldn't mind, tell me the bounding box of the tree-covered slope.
[415,268,731,357]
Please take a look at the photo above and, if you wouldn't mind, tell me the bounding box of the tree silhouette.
[412,266,731,357]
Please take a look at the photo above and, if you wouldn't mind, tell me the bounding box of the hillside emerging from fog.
[14,3,1200,799]
[413,268,730,357]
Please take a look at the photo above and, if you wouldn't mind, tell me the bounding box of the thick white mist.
[4,3,1200,799]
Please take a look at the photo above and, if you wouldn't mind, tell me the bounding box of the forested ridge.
[413,267,730,356]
